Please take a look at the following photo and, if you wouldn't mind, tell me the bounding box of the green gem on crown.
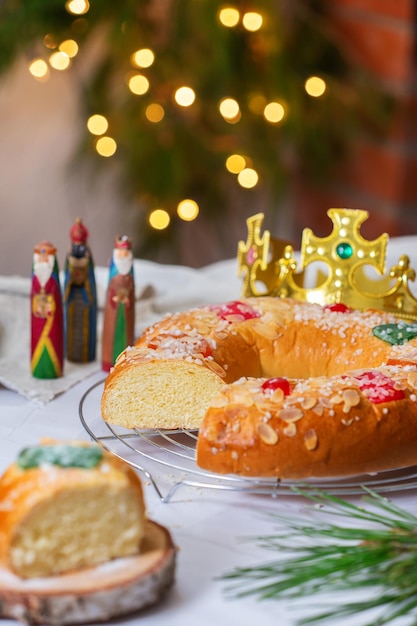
[336,242,353,260]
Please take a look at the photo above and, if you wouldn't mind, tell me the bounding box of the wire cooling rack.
[79,379,417,503]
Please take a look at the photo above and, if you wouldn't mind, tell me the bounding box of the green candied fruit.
[372,323,417,346]
[17,444,103,470]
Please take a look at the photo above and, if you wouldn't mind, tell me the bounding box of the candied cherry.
[323,303,352,313]
[210,300,261,322]
[347,370,405,404]
[261,377,292,396]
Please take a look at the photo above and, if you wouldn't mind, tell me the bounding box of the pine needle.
[221,486,417,626]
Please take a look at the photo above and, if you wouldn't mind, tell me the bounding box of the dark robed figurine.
[64,218,97,363]
[30,241,64,379]
[102,235,135,372]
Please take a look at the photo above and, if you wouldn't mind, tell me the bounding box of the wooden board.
[0,520,176,624]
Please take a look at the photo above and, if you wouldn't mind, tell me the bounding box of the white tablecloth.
[1,239,417,626]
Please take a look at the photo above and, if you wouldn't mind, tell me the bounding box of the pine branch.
[221,487,417,626]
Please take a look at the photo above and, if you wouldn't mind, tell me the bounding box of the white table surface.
[2,237,417,626]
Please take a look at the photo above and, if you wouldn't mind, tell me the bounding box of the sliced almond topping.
[319,397,333,409]
[342,388,361,407]
[269,387,285,403]
[210,393,229,408]
[252,322,277,340]
[231,420,241,433]
[330,394,344,405]
[193,322,211,334]
[285,395,301,406]
[278,407,304,423]
[257,422,279,445]
[301,397,317,410]
[304,428,318,451]
[205,359,227,378]
[231,390,254,407]
[341,418,354,426]
[224,314,246,323]
[407,371,417,389]
[312,404,324,416]
[283,422,297,437]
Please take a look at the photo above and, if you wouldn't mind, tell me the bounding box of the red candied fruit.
[347,370,405,404]
[323,303,352,313]
[261,377,292,396]
[210,300,261,322]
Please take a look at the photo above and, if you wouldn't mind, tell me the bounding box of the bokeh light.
[145,103,165,123]
[219,97,240,123]
[131,48,155,68]
[174,86,196,107]
[263,101,286,124]
[87,114,109,135]
[65,0,89,15]
[242,12,263,32]
[149,209,171,230]
[177,199,199,221]
[128,73,150,95]
[218,7,240,28]
[59,39,79,58]
[49,51,71,71]
[237,167,258,188]
[28,59,50,80]
[225,154,246,174]
[95,136,117,157]
[305,75,327,97]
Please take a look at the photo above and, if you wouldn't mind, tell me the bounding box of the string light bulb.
[87,114,108,135]
[145,103,165,123]
[242,12,263,32]
[128,73,150,95]
[177,199,199,221]
[59,39,79,58]
[219,97,241,123]
[28,59,50,80]
[174,86,196,107]
[305,75,327,97]
[131,48,155,68]
[65,0,89,15]
[225,154,246,174]
[49,51,71,71]
[149,209,170,230]
[218,7,240,27]
[237,167,258,188]
[263,101,286,124]
[95,136,117,157]
[43,34,58,49]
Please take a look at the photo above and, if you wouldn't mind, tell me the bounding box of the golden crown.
[237,208,417,321]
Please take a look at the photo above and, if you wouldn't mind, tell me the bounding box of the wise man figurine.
[102,235,135,372]
[63,218,97,363]
[30,241,64,379]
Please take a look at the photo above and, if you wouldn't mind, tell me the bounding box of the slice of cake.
[0,440,176,625]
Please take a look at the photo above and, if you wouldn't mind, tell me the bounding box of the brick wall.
[293,0,417,242]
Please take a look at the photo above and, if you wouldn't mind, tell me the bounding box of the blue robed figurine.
[63,218,97,362]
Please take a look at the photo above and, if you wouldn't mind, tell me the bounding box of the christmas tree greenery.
[0,0,391,262]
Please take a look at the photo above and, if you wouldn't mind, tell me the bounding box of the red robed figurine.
[102,235,135,372]
[30,241,64,379]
